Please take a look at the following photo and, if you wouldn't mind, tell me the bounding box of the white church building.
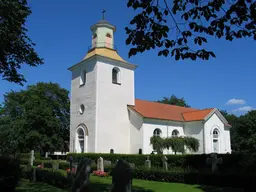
[68,19,232,155]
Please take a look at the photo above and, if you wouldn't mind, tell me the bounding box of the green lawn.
[16,177,244,192]
[16,179,66,192]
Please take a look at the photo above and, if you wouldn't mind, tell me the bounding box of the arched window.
[92,33,97,48]
[153,128,162,137]
[213,129,219,138]
[106,33,112,48]
[80,70,86,86]
[112,67,120,84]
[172,130,179,137]
[106,33,112,38]
[212,128,220,153]
[77,128,85,153]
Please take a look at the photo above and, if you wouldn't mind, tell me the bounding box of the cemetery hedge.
[18,152,41,160]
[0,156,21,192]
[67,152,256,174]
[20,158,69,170]
[132,168,255,188]
[22,167,72,189]
[20,164,255,189]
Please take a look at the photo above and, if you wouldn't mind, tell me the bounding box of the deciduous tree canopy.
[0,82,69,155]
[126,0,256,60]
[157,94,190,107]
[0,0,43,85]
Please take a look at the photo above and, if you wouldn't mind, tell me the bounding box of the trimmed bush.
[18,152,40,160]
[22,167,72,189]
[0,156,21,192]
[133,168,254,188]
[20,159,69,170]
[67,152,256,174]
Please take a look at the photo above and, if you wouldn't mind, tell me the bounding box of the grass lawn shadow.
[196,185,244,192]
[16,179,66,192]
[89,181,154,192]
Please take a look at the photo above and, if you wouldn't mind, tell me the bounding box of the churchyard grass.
[16,177,244,192]
[16,179,66,192]
[89,176,244,192]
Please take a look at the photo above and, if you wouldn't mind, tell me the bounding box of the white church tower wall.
[96,58,135,153]
[69,58,97,153]
[69,18,136,154]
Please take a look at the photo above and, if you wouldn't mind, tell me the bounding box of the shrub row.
[67,153,184,168]
[67,152,256,174]
[20,162,253,189]
[22,167,72,189]
[20,159,69,170]
[17,152,41,160]
[133,169,254,189]
[0,156,21,192]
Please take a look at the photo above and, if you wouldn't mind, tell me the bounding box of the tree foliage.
[126,0,256,60]
[150,135,199,154]
[0,0,43,85]
[157,94,190,107]
[0,82,70,155]
[234,110,256,152]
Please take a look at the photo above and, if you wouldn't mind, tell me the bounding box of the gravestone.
[206,153,223,173]
[145,156,151,170]
[45,152,49,158]
[69,156,73,171]
[128,163,135,169]
[97,157,104,172]
[32,167,36,182]
[103,160,112,166]
[111,159,133,192]
[30,150,35,166]
[52,162,59,170]
[161,156,168,171]
[71,158,91,192]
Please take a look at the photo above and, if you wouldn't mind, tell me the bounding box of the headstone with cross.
[29,150,35,166]
[71,158,91,192]
[206,153,223,173]
[161,156,168,171]
[97,157,104,172]
[111,159,133,192]
[145,156,151,170]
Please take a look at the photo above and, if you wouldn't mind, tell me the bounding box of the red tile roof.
[182,108,214,122]
[128,99,214,122]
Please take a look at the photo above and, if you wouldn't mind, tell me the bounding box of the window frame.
[172,129,179,137]
[153,128,162,137]
[112,67,121,85]
[80,70,86,87]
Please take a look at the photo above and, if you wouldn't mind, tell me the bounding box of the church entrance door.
[213,139,219,153]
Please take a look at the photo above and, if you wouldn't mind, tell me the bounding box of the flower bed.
[92,170,109,177]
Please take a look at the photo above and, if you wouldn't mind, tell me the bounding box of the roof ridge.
[181,108,214,115]
[135,98,197,110]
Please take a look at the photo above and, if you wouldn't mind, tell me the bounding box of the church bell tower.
[68,15,137,154]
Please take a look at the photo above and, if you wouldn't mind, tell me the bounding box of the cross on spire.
[102,9,106,20]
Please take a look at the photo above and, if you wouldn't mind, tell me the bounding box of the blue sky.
[0,0,255,115]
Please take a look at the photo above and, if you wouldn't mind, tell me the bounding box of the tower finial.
[102,9,106,20]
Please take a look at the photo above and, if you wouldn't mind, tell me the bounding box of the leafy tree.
[0,82,70,155]
[150,135,199,154]
[157,94,190,107]
[0,0,43,85]
[126,0,256,60]
[234,110,256,152]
